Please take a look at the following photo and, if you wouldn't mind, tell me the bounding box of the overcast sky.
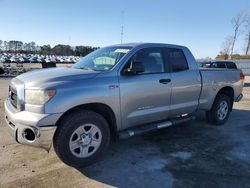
[0,0,249,58]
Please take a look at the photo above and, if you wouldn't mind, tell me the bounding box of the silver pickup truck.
[4,43,244,167]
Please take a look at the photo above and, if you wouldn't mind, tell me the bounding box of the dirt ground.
[0,77,250,188]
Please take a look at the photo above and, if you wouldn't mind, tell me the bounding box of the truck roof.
[107,42,187,49]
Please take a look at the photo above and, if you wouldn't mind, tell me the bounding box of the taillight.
[240,72,245,81]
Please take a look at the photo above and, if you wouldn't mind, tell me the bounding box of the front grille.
[9,86,17,109]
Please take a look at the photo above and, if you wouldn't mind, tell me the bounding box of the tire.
[206,94,231,125]
[53,110,110,168]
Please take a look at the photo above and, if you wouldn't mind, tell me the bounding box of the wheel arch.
[55,103,117,139]
[214,86,234,111]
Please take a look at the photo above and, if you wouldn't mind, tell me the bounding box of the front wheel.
[53,110,110,168]
[206,94,231,125]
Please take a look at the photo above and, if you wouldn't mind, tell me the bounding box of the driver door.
[118,47,172,129]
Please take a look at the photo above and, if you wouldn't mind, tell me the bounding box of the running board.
[118,115,195,140]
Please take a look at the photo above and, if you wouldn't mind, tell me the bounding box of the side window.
[128,48,165,74]
[167,48,189,72]
[210,63,217,68]
[216,62,226,68]
[226,62,237,69]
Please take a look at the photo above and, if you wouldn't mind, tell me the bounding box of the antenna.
[121,11,124,44]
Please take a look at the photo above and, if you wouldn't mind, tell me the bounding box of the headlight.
[25,89,56,105]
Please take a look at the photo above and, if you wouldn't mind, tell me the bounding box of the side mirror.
[123,61,145,75]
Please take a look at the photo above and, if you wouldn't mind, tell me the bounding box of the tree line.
[217,11,250,60]
[0,40,99,56]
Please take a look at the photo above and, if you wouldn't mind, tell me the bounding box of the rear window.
[167,48,189,72]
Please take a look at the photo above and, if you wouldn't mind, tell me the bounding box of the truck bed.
[198,68,243,110]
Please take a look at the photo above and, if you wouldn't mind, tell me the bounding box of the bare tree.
[244,15,250,55]
[230,11,247,58]
[221,36,234,60]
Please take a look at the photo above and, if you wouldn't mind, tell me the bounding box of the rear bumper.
[235,93,243,102]
[4,99,62,151]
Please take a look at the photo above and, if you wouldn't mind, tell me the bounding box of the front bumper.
[4,99,62,151]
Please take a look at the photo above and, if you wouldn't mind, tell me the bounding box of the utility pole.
[121,11,124,44]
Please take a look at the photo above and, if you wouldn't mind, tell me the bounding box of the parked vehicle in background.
[0,66,4,75]
[199,61,237,69]
[211,61,237,69]
[0,53,80,64]
[41,62,56,68]
[4,43,244,167]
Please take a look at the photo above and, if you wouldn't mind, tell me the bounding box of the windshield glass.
[72,46,131,71]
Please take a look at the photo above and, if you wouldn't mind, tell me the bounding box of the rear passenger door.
[165,48,201,117]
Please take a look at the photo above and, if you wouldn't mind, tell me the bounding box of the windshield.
[72,46,131,71]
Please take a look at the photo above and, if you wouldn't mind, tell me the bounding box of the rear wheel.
[206,94,231,125]
[53,110,110,168]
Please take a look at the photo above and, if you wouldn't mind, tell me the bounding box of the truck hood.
[16,67,99,89]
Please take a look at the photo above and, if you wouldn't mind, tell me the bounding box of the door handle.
[159,79,171,84]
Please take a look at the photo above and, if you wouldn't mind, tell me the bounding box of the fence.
[234,60,250,76]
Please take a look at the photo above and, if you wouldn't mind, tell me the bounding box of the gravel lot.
[0,77,250,188]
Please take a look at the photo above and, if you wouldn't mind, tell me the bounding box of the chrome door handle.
[109,85,119,89]
[159,79,171,84]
